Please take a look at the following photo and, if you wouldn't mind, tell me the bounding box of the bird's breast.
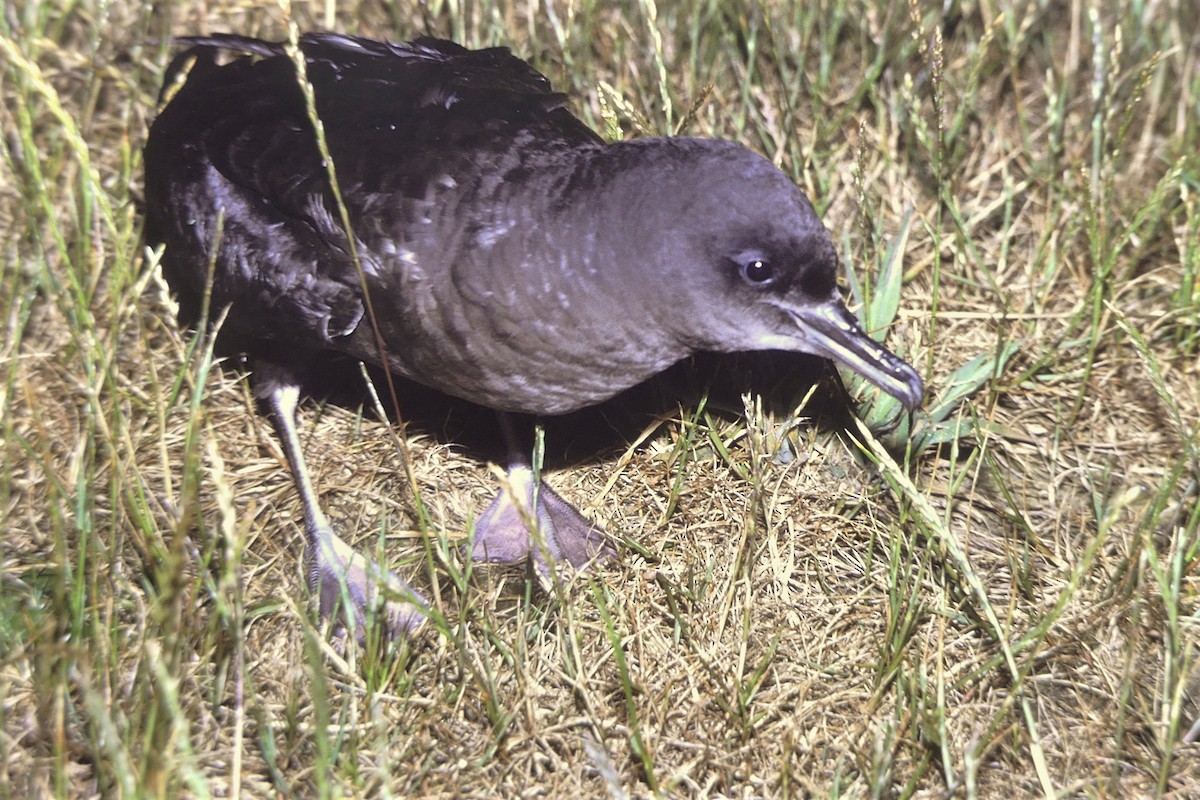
[347,236,683,416]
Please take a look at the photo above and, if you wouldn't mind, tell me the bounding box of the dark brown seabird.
[143,32,924,639]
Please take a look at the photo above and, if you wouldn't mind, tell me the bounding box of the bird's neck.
[428,140,699,372]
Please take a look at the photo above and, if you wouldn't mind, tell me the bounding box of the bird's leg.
[265,383,426,640]
[471,413,615,571]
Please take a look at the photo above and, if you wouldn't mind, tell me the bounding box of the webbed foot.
[308,523,427,640]
[264,378,427,642]
[471,466,615,572]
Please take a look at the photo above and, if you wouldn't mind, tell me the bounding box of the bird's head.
[609,139,925,411]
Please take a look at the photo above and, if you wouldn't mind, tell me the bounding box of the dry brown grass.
[2,0,1199,797]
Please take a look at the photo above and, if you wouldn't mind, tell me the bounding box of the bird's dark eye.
[742,258,774,285]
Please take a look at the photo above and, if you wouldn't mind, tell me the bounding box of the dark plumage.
[144,32,924,639]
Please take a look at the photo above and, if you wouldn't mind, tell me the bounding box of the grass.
[2,0,1199,796]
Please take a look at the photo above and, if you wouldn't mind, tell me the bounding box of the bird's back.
[144,33,605,396]
[149,33,599,194]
